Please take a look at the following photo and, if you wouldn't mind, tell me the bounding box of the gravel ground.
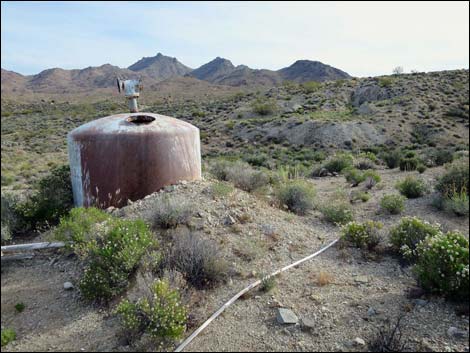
[1,166,469,352]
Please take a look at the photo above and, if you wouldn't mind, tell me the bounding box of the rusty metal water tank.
[67,113,201,208]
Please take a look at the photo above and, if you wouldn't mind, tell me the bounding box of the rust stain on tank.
[67,113,201,208]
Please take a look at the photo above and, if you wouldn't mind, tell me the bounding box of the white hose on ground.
[174,238,340,352]
[1,241,66,253]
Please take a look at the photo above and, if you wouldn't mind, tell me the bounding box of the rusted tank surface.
[67,113,201,208]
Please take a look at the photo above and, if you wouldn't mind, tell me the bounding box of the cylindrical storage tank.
[67,113,201,208]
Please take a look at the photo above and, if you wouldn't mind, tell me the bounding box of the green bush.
[209,159,234,181]
[378,77,393,87]
[14,303,26,313]
[417,164,427,174]
[415,231,469,299]
[389,216,440,260]
[380,194,406,214]
[21,165,74,229]
[435,158,469,198]
[55,208,155,302]
[320,201,354,225]
[210,182,235,198]
[431,149,454,166]
[382,149,402,169]
[442,189,469,217]
[363,170,381,189]
[341,220,383,250]
[399,156,420,171]
[251,98,277,116]
[302,81,321,93]
[116,279,187,341]
[323,153,354,173]
[344,168,366,185]
[151,195,193,229]
[164,232,228,289]
[1,328,16,347]
[276,180,315,215]
[260,276,277,293]
[396,176,427,198]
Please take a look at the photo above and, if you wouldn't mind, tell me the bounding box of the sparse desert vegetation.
[1,68,469,352]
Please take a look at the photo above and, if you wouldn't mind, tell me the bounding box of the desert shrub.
[1,328,16,347]
[350,191,371,203]
[389,216,440,260]
[226,162,269,192]
[320,201,354,225]
[19,165,73,229]
[276,180,315,215]
[415,231,469,299]
[210,182,234,198]
[378,77,393,87]
[344,168,366,185]
[209,159,234,181]
[323,153,354,173]
[55,208,155,302]
[364,170,381,189]
[417,164,427,174]
[382,149,402,169]
[14,303,25,313]
[116,279,187,341]
[435,158,469,198]
[259,275,277,293]
[164,232,228,289]
[355,157,376,170]
[399,156,419,171]
[431,149,454,166]
[369,315,409,352]
[302,81,321,93]
[341,220,383,250]
[251,98,277,116]
[380,194,406,214]
[396,176,427,198]
[442,189,469,217]
[151,195,193,229]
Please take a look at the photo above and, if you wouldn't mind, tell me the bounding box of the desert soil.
[1,167,469,352]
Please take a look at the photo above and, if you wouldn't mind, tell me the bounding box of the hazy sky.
[1,1,469,77]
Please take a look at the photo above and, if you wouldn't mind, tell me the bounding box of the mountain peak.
[279,59,351,82]
[128,53,192,81]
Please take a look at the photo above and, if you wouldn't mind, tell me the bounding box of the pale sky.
[1,1,469,77]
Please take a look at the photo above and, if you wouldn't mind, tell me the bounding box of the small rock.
[63,282,74,290]
[224,215,236,226]
[276,308,299,325]
[353,337,366,346]
[412,299,428,307]
[105,206,116,214]
[354,275,369,284]
[407,286,426,299]
[301,318,315,332]
[367,307,377,316]
[447,326,467,339]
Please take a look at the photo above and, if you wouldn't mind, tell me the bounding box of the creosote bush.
[389,216,440,261]
[341,220,383,250]
[164,232,228,289]
[414,231,468,299]
[399,156,420,171]
[382,149,402,169]
[435,158,469,198]
[322,153,354,173]
[395,176,427,198]
[55,208,155,302]
[320,201,354,225]
[380,194,406,214]
[151,195,194,229]
[276,180,315,215]
[116,279,187,341]
[442,189,469,217]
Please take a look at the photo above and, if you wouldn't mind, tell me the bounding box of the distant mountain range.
[1,53,351,96]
